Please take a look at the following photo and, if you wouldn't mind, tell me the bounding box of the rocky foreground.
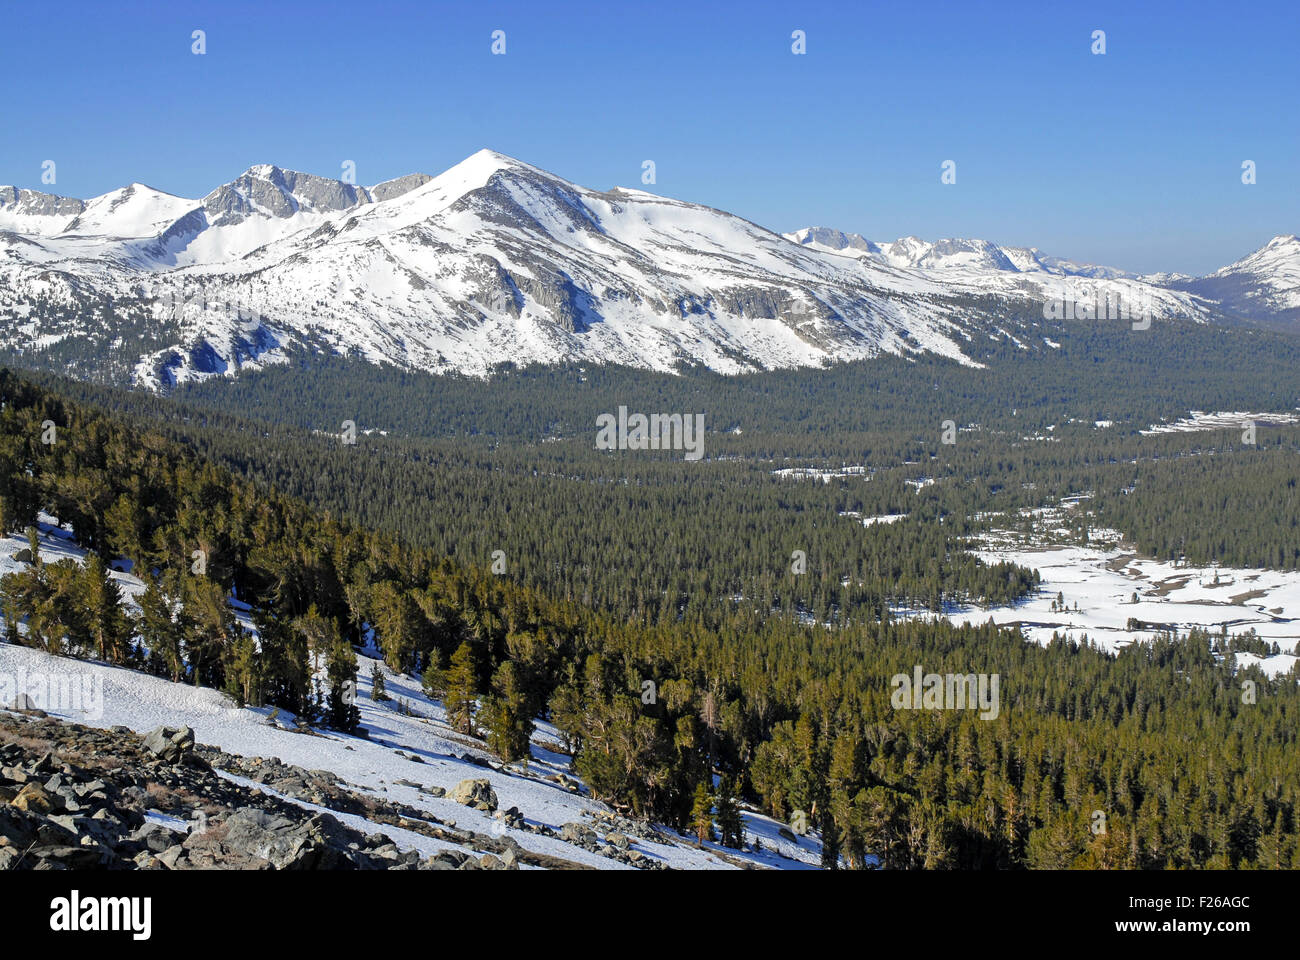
[0,709,676,870]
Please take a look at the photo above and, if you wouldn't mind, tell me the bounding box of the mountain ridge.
[0,150,1293,389]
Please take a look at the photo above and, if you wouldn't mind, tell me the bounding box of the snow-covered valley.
[877,493,1300,676]
[940,541,1300,676]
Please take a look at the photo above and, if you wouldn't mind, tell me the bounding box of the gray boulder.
[186,808,360,870]
[451,778,498,812]
[560,822,597,846]
[142,726,196,764]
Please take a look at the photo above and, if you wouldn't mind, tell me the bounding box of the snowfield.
[933,537,1300,675]
[1138,410,1299,435]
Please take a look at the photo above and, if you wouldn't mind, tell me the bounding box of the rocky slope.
[0,709,688,870]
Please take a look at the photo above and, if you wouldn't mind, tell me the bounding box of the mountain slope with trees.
[2,368,1298,868]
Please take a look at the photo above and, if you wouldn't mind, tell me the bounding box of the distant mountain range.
[0,151,1294,388]
[784,227,1300,329]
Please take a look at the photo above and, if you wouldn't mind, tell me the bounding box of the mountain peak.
[204,165,371,225]
[787,226,878,254]
[0,150,1290,388]
[468,147,518,163]
[443,148,553,185]
[465,148,533,170]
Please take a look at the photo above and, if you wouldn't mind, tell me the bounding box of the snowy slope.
[1165,235,1300,327]
[0,522,821,870]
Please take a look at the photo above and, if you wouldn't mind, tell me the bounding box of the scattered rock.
[497,806,525,829]
[451,778,498,812]
[157,844,187,869]
[142,725,196,764]
[12,782,58,814]
[0,704,633,871]
[560,822,597,845]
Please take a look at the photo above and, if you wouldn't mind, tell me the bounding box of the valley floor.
[917,536,1300,676]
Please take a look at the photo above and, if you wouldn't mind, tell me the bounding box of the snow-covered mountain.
[0,151,1283,389]
[787,225,1300,334]
[1161,235,1300,328]
[785,226,1134,278]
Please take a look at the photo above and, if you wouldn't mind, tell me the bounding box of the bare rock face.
[0,186,85,219]
[203,165,373,226]
[369,173,433,203]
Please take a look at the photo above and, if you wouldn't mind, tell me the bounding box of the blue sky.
[2,0,1295,274]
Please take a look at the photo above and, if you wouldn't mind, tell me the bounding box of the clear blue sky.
[2,0,1295,274]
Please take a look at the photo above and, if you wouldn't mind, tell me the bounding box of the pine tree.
[370,661,389,701]
[828,731,863,866]
[481,661,533,763]
[26,525,41,569]
[820,810,841,869]
[224,629,262,707]
[546,678,585,755]
[326,638,361,732]
[371,581,422,673]
[252,606,310,715]
[183,575,237,688]
[691,782,715,843]
[1026,812,1085,869]
[81,552,131,664]
[103,494,147,569]
[421,646,447,700]
[292,603,337,677]
[136,576,185,681]
[444,641,478,735]
[715,774,744,849]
